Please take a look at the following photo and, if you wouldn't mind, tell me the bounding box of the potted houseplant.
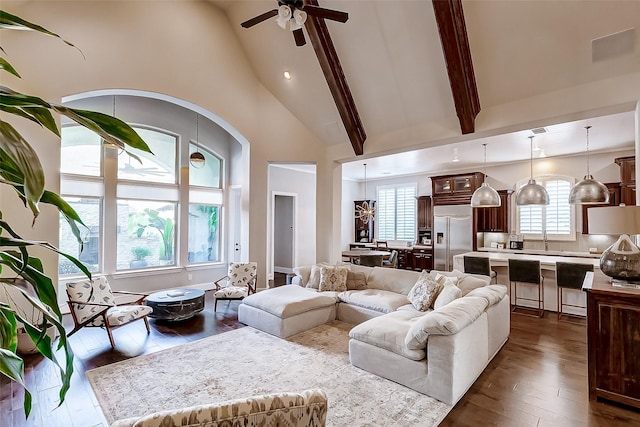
[0,10,152,417]
[130,246,151,268]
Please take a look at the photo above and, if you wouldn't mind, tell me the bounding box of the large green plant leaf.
[0,10,77,51]
[0,57,20,78]
[53,106,152,154]
[0,120,44,218]
[0,86,59,136]
[0,347,32,416]
[0,303,17,351]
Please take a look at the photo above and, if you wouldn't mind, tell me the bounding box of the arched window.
[516,175,576,241]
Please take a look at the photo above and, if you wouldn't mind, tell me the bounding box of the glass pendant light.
[568,126,609,204]
[190,113,206,169]
[471,143,501,208]
[516,136,550,206]
[355,163,376,225]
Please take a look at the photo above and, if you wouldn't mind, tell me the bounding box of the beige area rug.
[86,321,452,426]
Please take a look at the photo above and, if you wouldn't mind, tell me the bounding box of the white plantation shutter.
[546,180,571,235]
[517,176,574,238]
[377,184,417,241]
[377,188,396,240]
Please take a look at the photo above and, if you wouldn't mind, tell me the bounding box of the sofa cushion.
[465,284,508,305]
[338,289,410,314]
[346,271,368,290]
[349,311,427,360]
[293,266,312,286]
[430,269,490,296]
[433,284,462,310]
[405,295,489,350]
[407,271,442,311]
[366,267,421,295]
[319,266,348,292]
[242,286,337,318]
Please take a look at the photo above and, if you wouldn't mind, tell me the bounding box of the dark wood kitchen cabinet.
[581,182,621,234]
[411,247,433,271]
[417,196,432,231]
[474,190,513,233]
[615,156,635,205]
[431,172,484,205]
[585,278,640,409]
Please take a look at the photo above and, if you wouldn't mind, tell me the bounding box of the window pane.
[546,180,571,235]
[61,126,101,176]
[377,188,395,240]
[188,204,220,263]
[189,143,222,188]
[118,128,176,184]
[58,197,101,275]
[519,205,543,234]
[376,185,417,241]
[117,200,176,270]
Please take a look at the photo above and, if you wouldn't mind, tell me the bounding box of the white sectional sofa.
[238,264,509,406]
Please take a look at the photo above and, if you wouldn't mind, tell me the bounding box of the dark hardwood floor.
[2,294,640,427]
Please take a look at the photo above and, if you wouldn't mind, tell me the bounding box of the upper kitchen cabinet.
[615,156,635,205]
[431,172,484,205]
[417,196,432,231]
[475,189,513,233]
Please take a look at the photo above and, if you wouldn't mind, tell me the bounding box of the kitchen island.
[454,251,606,315]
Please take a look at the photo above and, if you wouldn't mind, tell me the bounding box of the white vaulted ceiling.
[211,0,640,175]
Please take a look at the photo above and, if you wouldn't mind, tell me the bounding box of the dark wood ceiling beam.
[304,0,366,155]
[432,0,480,134]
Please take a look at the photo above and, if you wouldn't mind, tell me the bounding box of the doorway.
[273,194,295,274]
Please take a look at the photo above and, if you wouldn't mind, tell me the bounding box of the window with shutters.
[516,176,575,241]
[376,183,417,241]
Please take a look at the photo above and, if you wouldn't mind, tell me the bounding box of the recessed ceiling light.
[283,71,292,80]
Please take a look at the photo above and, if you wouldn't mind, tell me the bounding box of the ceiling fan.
[241,0,349,47]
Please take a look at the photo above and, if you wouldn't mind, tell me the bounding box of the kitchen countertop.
[351,242,433,251]
[477,247,601,259]
[454,251,602,270]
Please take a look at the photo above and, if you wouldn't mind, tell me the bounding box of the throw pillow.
[306,265,323,289]
[346,271,367,290]
[293,266,312,287]
[456,275,488,296]
[318,266,348,292]
[407,271,442,311]
[433,284,462,310]
[430,271,459,287]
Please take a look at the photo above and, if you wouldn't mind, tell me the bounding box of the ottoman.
[238,286,338,338]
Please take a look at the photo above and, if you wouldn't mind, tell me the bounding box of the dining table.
[341,250,391,260]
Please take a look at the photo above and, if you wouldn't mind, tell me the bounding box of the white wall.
[267,165,316,275]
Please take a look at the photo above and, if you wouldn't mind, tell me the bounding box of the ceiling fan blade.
[293,28,306,46]
[241,9,278,28]
[302,5,348,23]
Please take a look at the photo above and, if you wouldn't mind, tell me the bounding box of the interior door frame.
[269,191,297,281]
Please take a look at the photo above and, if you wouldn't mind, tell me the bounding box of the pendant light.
[104,95,124,153]
[189,113,206,168]
[471,143,501,208]
[568,126,609,204]
[515,136,550,206]
[355,163,376,225]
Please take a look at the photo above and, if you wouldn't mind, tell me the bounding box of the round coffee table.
[146,288,205,321]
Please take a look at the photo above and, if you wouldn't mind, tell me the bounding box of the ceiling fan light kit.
[516,136,550,206]
[241,0,349,47]
[569,126,610,205]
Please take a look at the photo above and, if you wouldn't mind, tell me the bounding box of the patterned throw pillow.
[318,266,348,292]
[407,271,443,311]
[346,271,367,290]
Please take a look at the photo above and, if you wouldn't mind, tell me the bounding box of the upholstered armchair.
[66,277,153,348]
[213,262,257,311]
[110,389,328,427]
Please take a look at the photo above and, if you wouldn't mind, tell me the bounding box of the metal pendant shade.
[190,113,206,169]
[568,126,609,205]
[515,136,549,206]
[471,144,501,208]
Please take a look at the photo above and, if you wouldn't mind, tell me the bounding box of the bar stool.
[556,262,593,321]
[508,259,544,317]
[463,256,498,284]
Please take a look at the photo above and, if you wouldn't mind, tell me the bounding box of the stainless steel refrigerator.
[434,205,473,271]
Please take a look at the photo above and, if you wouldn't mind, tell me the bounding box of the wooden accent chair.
[213,262,258,311]
[556,262,593,321]
[382,250,398,268]
[359,254,384,267]
[66,277,152,348]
